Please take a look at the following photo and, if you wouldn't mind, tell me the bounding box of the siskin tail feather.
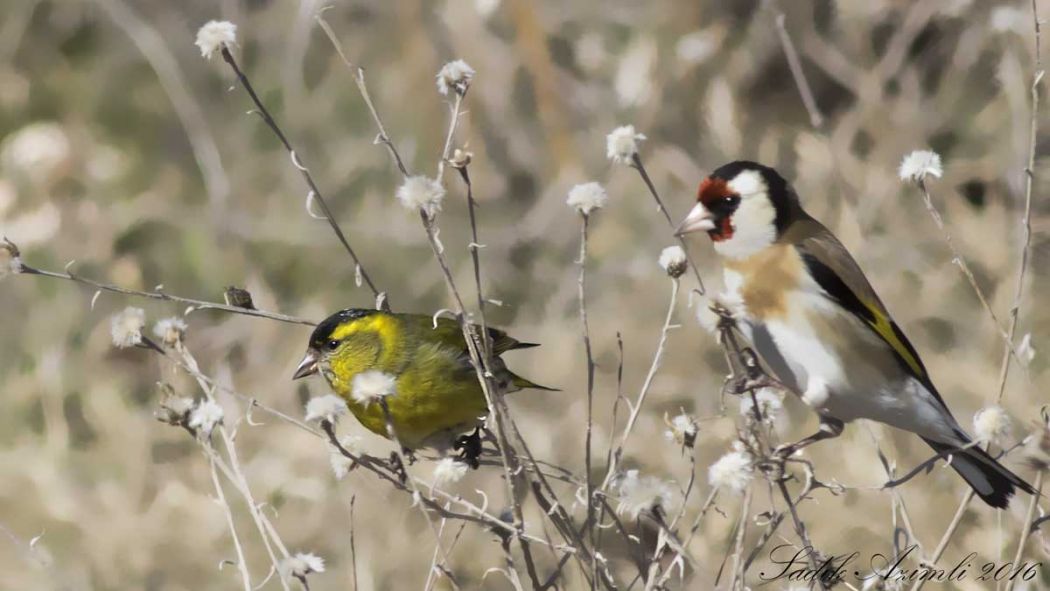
[510,372,560,392]
[923,437,1035,509]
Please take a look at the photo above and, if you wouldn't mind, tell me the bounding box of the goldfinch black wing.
[785,218,945,408]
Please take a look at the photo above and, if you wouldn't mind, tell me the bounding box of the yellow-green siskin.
[293,308,552,450]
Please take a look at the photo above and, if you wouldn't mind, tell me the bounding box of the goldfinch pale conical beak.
[675,203,716,236]
[293,349,320,380]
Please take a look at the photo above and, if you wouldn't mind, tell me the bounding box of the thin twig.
[600,278,680,490]
[629,153,705,294]
[1005,470,1044,591]
[219,46,382,300]
[773,10,824,128]
[207,450,253,591]
[18,263,314,326]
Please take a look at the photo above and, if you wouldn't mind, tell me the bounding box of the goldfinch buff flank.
[293,309,550,450]
[676,161,1035,508]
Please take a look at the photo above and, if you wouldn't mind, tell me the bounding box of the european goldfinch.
[676,160,1034,508]
[293,309,550,451]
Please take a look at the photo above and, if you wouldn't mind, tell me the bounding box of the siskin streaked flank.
[293,308,552,451]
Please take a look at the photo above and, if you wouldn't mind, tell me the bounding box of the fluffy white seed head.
[304,394,349,423]
[898,150,943,183]
[279,552,325,581]
[605,125,646,164]
[739,388,783,423]
[664,413,699,448]
[658,245,688,278]
[973,405,1011,445]
[616,469,676,519]
[0,239,21,280]
[152,317,187,347]
[188,399,224,436]
[566,182,608,215]
[436,59,475,96]
[110,307,146,348]
[396,175,445,217]
[432,457,469,486]
[708,449,753,493]
[195,21,237,59]
[696,291,745,335]
[351,370,397,405]
[329,435,362,480]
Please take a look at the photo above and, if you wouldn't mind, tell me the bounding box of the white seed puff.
[708,448,753,493]
[304,394,349,423]
[188,400,224,436]
[616,469,676,519]
[566,182,608,215]
[605,125,646,164]
[195,21,237,59]
[898,149,943,182]
[436,59,475,96]
[973,405,1011,445]
[280,552,325,580]
[110,307,146,348]
[396,175,445,217]
[432,457,469,486]
[152,317,187,346]
[351,370,397,405]
[658,245,688,278]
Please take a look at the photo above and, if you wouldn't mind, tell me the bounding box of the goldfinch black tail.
[923,438,1035,509]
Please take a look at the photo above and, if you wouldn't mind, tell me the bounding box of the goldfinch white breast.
[677,160,1034,509]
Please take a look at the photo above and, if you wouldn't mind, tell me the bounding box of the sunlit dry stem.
[600,277,680,491]
[773,10,824,128]
[574,213,599,581]
[912,5,1042,585]
[18,263,314,326]
[915,179,1019,361]
[206,450,253,591]
[629,153,706,294]
[218,46,382,301]
[1004,471,1044,591]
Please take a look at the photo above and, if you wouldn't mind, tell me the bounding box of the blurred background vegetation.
[1,0,1048,589]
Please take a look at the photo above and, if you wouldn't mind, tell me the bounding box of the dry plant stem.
[773,11,824,128]
[575,213,598,569]
[436,93,464,180]
[600,278,680,491]
[175,345,293,591]
[629,153,705,293]
[913,7,1042,586]
[314,15,410,177]
[377,399,457,583]
[775,476,829,591]
[348,496,358,591]
[1004,471,1045,591]
[18,264,314,326]
[653,488,720,588]
[458,166,495,361]
[916,179,1015,355]
[207,450,253,591]
[322,24,536,579]
[725,487,753,591]
[218,46,381,300]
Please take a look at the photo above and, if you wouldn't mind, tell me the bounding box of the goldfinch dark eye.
[325,339,340,351]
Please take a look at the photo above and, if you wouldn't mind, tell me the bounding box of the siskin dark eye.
[325,339,340,351]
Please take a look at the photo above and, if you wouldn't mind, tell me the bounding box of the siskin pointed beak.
[675,202,717,236]
[293,349,320,380]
